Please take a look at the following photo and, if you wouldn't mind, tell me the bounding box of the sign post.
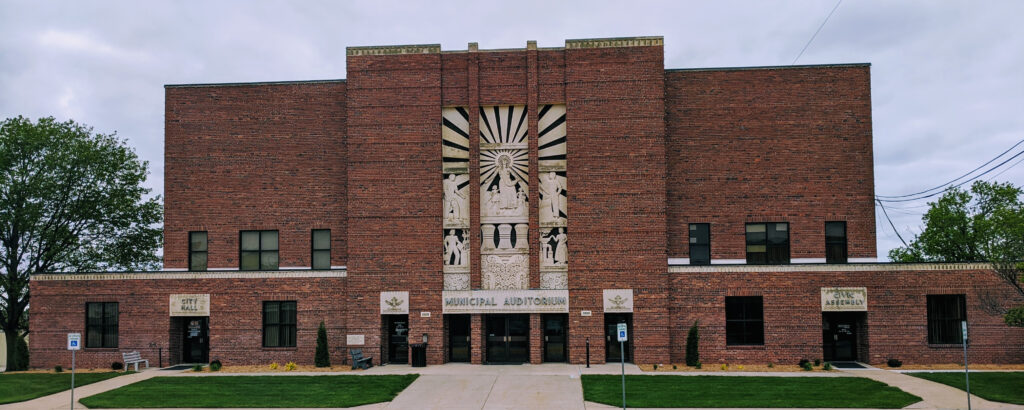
[617,323,628,410]
[962,320,971,410]
[67,333,82,410]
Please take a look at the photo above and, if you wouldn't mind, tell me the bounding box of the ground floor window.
[86,302,118,348]
[263,301,297,347]
[725,296,764,345]
[927,294,966,344]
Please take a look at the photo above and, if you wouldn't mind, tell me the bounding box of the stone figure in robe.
[539,171,562,219]
[497,155,518,211]
[553,228,567,265]
[540,230,553,264]
[444,174,466,222]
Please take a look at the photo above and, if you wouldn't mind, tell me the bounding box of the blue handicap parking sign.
[70,340,78,347]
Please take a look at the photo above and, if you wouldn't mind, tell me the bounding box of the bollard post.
[586,337,590,368]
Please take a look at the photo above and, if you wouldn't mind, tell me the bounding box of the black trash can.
[410,343,427,367]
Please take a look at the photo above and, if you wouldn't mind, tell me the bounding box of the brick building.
[29,37,1023,369]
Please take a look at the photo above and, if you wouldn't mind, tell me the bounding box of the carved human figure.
[485,186,500,215]
[456,235,468,266]
[539,171,562,218]
[540,230,553,264]
[497,155,518,210]
[553,228,568,265]
[444,174,466,222]
[444,230,462,266]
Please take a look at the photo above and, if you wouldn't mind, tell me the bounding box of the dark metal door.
[183,317,209,363]
[387,316,409,364]
[823,313,859,361]
[543,314,567,362]
[448,314,471,362]
[605,313,631,362]
[486,315,529,363]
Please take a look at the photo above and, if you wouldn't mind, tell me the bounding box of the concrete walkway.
[850,369,1022,410]
[0,367,165,410]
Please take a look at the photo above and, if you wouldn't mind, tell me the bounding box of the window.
[725,296,764,345]
[927,294,966,344]
[189,231,208,271]
[689,223,710,265]
[312,229,331,270]
[86,302,118,348]
[240,230,278,270]
[745,223,789,264]
[825,222,847,264]
[263,301,297,347]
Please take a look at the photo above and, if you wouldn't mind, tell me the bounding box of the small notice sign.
[67,333,82,350]
[170,294,210,316]
[616,323,628,342]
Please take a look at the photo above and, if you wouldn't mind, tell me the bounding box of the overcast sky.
[1,0,1022,260]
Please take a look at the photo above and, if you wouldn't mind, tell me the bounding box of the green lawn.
[910,372,1024,405]
[0,372,126,404]
[581,375,921,408]
[79,374,419,408]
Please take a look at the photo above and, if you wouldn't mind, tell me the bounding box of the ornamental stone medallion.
[603,289,634,313]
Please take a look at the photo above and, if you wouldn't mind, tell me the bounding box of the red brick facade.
[28,37,1024,369]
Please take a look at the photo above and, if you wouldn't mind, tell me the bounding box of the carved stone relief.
[538,104,568,289]
[442,107,470,174]
[480,106,529,291]
[443,107,470,283]
[540,227,568,268]
[481,254,529,290]
[443,174,470,228]
[538,104,566,172]
[540,271,568,290]
[539,171,567,226]
[480,149,529,222]
[444,273,470,290]
[443,229,469,273]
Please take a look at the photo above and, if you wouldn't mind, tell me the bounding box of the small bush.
[695,362,702,369]
[814,358,821,366]
[9,335,29,371]
[720,364,728,370]
[798,358,810,368]
[736,365,744,370]
[672,364,677,370]
[54,365,63,373]
[685,321,700,366]
[192,364,204,372]
[653,364,658,370]
[209,360,222,371]
[285,361,297,371]
[111,361,124,371]
[801,361,813,371]
[1005,305,1024,327]
[315,321,331,367]
[269,362,279,370]
[767,362,774,368]
[887,358,903,368]
[823,362,833,371]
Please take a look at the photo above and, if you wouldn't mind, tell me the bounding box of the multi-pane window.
[240,230,279,271]
[725,296,764,345]
[825,222,847,264]
[689,223,710,265]
[86,302,118,348]
[927,294,967,344]
[189,231,208,271]
[311,229,331,270]
[263,301,297,347]
[745,223,789,264]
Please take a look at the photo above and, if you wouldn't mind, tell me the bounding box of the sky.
[1,0,1022,260]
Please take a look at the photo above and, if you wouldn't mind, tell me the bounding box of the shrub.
[269,362,279,370]
[111,361,124,371]
[653,364,658,370]
[1005,305,1024,327]
[801,361,813,371]
[798,358,810,368]
[720,364,728,370]
[192,364,204,372]
[672,364,677,370]
[823,362,833,371]
[8,335,30,371]
[814,358,821,366]
[315,321,331,367]
[685,322,700,366]
[695,362,702,369]
[285,361,297,371]
[736,365,744,370]
[209,360,222,371]
[767,362,774,368]
[887,358,903,368]
[54,365,63,373]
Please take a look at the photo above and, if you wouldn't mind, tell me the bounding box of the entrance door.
[182,317,209,363]
[485,314,529,363]
[386,315,409,364]
[823,312,860,361]
[448,314,471,362]
[605,313,632,363]
[543,314,567,362]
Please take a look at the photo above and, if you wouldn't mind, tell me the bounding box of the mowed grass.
[910,372,1024,404]
[0,372,125,404]
[581,375,921,408]
[79,374,419,408]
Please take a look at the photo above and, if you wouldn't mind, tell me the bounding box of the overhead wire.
[877,148,1024,203]
[876,137,1024,199]
[792,0,843,65]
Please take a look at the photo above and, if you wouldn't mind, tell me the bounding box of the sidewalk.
[850,369,1022,410]
[0,367,166,410]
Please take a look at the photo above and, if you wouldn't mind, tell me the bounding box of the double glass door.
[486,314,529,363]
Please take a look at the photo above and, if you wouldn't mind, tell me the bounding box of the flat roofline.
[165,79,346,89]
[666,62,870,73]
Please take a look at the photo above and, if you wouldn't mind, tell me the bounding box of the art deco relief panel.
[442,107,471,290]
[479,106,530,290]
[538,105,567,289]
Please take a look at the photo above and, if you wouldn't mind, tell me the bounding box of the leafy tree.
[685,321,699,366]
[0,116,162,370]
[889,181,1024,326]
[315,321,330,367]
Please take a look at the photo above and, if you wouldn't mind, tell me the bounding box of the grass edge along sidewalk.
[581,374,921,408]
[79,374,419,408]
[909,372,1024,405]
[0,372,126,405]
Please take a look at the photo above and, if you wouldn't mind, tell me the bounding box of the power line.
[877,137,1024,199]
[986,154,1024,182]
[792,0,842,65]
[876,199,908,247]
[877,149,1024,203]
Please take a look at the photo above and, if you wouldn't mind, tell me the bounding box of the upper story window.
[240,230,279,271]
[311,229,331,270]
[825,221,847,264]
[927,294,966,344]
[725,296,764,345]
[745,223,789,264]
[189,231,208,271]
[689,223,710,265]
[86,302,118,348]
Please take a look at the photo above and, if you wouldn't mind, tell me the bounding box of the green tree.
[685,321,699,367]
[888,181,1024,326]
[0,116,162,370]
[315,321,330,367]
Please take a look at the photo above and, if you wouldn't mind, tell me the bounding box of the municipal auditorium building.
[29,37,1023,368]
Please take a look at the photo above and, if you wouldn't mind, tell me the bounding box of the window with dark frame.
[825,221,847,264]
[189,231,208,271]
[927,294,967,344]
[689,223,710,265]
[312,229,331,270]
[745,223,789,264]
[725,296,764,345]
[240,230,279,271]
[263,301,297,347]
[85,302,118,348]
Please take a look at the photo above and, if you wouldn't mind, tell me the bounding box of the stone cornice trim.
[347,44,441,56]
[31,270,347,281]
[668,262,992,273]
[566,36,663,49]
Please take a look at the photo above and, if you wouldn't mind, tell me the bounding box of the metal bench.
[349,349,373,370]
[121,351,149,372]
